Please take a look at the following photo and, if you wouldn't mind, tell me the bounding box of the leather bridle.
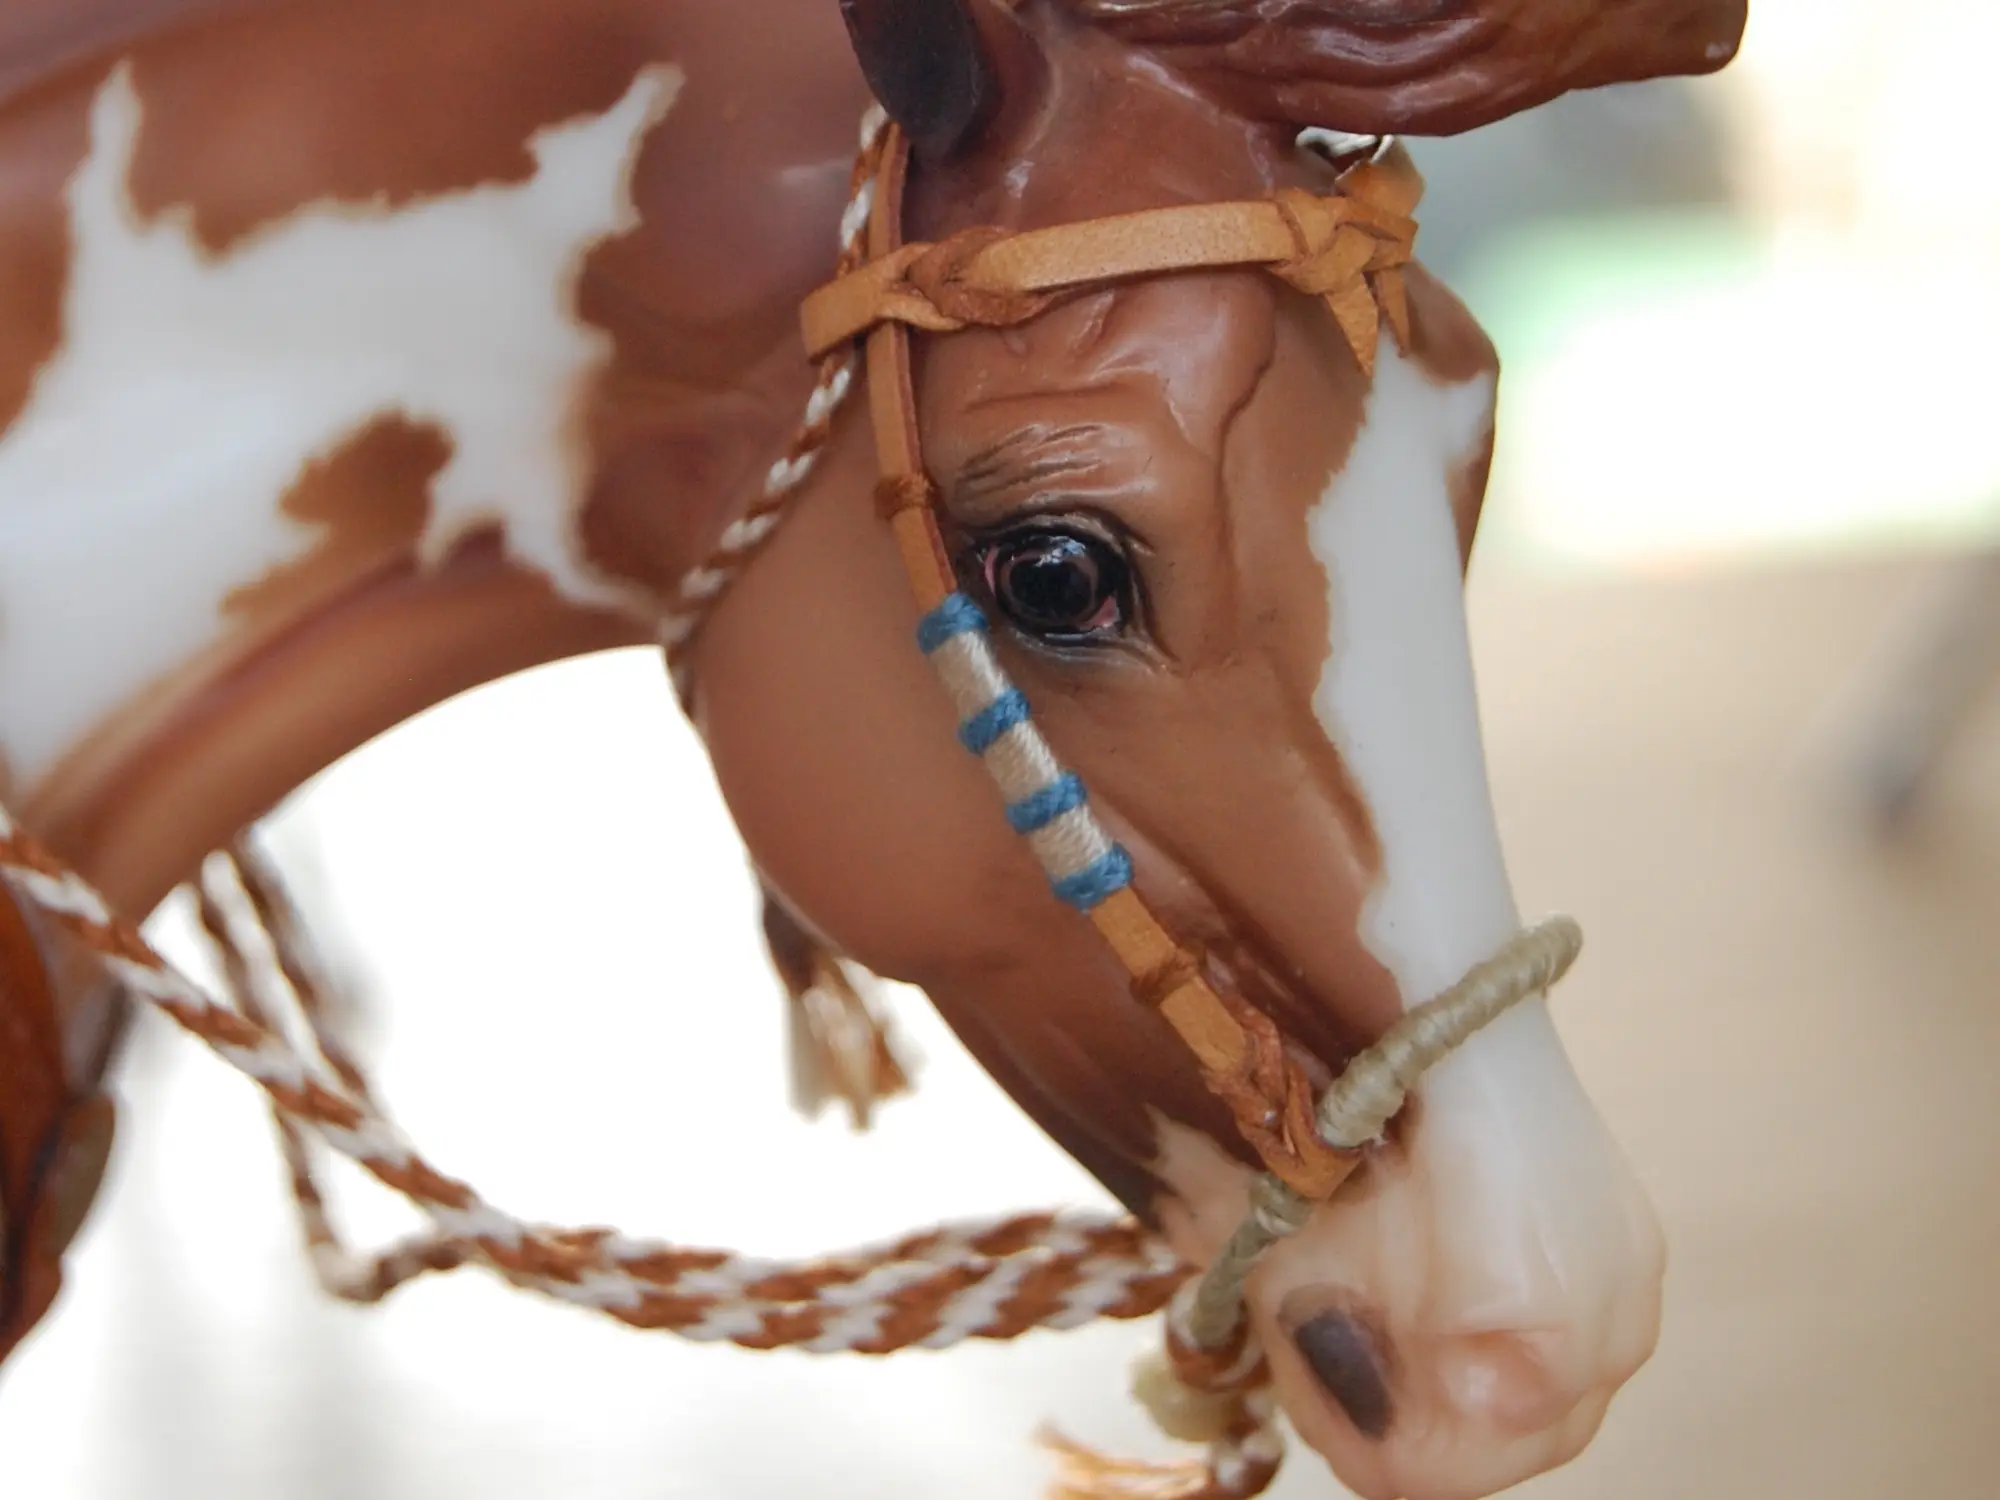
[792,126,1585,1378]
[798,122,1435,1203]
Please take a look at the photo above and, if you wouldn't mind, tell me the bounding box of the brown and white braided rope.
[222,829,1288,1494]
[658,104,889,691]
[199,827,1282,1499]
[0,807,1188,1358]
[2,795,1566,1500]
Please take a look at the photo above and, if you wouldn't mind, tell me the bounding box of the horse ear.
[839,0,1001,157]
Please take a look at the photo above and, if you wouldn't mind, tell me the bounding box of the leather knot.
[905,227,1057,330]
[1270,190,1383,298]
[874,473,938,521]
[1200,988,1353,1202]
[1269,187,1417,377]
[1131,948,1203,1011]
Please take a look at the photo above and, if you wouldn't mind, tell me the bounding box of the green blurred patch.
[1452,210,2000,573]
[1458,210,1762,373]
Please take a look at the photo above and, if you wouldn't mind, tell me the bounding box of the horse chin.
[1265,1318,1634,1500]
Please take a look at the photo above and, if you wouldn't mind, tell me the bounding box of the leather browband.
[801,156,1421,375]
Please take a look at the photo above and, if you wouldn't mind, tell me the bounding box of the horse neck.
[0,0,871,910]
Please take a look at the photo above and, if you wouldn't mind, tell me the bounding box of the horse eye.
[981,529,1130,644]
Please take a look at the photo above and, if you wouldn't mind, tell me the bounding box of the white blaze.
[1294,344,1662,1443]
[0,61,682,784]
[1310,348,1506,1000]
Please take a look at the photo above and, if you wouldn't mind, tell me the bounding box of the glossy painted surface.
[0,3,1741,1495]
[0,0,873,911]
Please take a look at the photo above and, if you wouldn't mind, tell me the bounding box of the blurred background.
[6,0,2000,1495]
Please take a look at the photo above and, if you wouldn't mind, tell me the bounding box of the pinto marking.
[0,60,682,785]
[1309,346,1506,1002]
[1268,345,1664,1475]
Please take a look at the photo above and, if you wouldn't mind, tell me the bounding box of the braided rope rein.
[0,796,1572,1499]
[203,832,1286,1500]
[656,105,891,692]
[0,807,1185,1352]
[194,825,1574,1500]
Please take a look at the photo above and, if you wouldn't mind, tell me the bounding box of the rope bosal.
[0,108,1585,1500]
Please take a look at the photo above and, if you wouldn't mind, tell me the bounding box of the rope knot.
[1131,1338,1269,1445]
[906,226,1059,330]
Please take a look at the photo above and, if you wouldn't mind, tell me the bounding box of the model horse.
[0,3,1745,1498]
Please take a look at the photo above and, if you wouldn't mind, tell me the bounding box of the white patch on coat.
[0,61,681,784]
[1309,344,1506,1003]
[1253,344,1667,1469]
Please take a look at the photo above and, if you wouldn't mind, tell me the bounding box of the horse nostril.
[1293,1310,1395,1440]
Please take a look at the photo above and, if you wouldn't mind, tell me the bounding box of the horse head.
[690,3,1741,1497]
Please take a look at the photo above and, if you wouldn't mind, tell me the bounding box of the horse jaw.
[1153,344,1665,1500]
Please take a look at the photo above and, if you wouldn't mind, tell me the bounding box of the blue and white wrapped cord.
[916,593,1135,912]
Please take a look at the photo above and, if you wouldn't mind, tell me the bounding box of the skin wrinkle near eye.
[1205,278,1278,611]
[962,472,1114,531]
[958,274,1397,1073]
[949,416,1169,560]
[946,272,1277,658]
[1065,289,1119,357]
[956,423,1110,505]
